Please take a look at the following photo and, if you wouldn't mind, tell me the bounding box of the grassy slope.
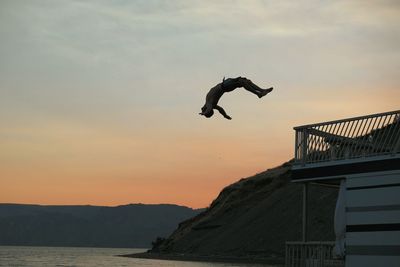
[155,161,338,258]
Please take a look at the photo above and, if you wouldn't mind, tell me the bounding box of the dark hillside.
[153,161,338,259]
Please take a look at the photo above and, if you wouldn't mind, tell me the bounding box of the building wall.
[345,170,400,267]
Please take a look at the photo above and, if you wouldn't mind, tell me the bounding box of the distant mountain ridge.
[0,203,202,248]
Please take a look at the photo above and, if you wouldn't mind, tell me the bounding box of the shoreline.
[119,252,285,266]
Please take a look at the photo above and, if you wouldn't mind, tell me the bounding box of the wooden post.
[302,183,308,242]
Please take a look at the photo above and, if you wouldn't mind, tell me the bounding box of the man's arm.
[215,105,232,120]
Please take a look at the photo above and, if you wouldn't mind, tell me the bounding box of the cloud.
[0,0,399,207]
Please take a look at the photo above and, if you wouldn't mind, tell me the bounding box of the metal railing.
[285,242,344,267]
[294,110,400,165]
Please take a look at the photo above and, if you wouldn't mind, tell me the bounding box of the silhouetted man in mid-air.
[199,77,273,120]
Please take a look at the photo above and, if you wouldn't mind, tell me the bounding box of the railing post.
[285,243,288,267]
[302,129,308,166]
[295,130,299,162]
[393,135,400,155]
[319,243,324,267]
[330,145,336,161]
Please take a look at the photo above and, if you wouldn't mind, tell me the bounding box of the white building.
[286,110,400,267]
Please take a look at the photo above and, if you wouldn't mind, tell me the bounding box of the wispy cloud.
[0,0,399,207]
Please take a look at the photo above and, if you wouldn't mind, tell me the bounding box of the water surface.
[0,246,276,267]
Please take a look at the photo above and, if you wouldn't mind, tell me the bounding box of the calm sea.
[0,246,276,267]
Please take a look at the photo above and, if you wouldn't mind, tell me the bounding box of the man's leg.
[238,77,272,98]
[257,87,273,98]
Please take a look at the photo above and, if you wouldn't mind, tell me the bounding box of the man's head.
[200,105,214,118]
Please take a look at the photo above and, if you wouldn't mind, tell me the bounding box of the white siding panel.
[347,210,400,225]
[347,170,400,183]
[347,171,400,188]
[347,187,400,207]
[346,255,400,267]
[346,231,400,246]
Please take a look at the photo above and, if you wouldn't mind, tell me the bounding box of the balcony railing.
[285,242,344,267]
[294,110,400,165]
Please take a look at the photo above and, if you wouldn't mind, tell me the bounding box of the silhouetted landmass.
[143,161,338,262]
[0,203,202,248]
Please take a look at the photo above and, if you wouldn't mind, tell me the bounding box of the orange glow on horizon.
[1,88,398,208]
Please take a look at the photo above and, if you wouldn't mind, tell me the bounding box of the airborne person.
[199,77,273,120]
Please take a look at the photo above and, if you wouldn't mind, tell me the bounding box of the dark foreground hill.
[148,161,338,261]
[0,203,201,248]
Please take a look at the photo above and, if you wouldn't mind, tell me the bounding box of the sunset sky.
[1,1,399,208]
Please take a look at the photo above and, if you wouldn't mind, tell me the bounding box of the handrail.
[294,110,400,165]
[294,110,400,130]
